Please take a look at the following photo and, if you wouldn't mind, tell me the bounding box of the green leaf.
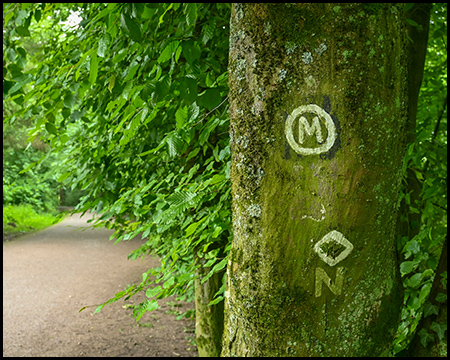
[154,75,171,102]
[123,61,140,81]
[34,9,41,22]
[15,26,30,37]
[201,258,228,284]
[430,322,447,341]
[157,41,180,64]
[45,122,58,135]
[403,3,415,12]
[435,292,447,303]
[419,282,432,302]
[404,239,420,255]
[181,39,201,65]
[63,93,77,108]
[175,105,188,129]
[417,328,434,348]
[208,295,224,306]
[185,217,206,236]
[188,102,200,122]
[198,88,223,111]
[60,134,69,144]
[184,3,198,27]
[166,191,195,207]
[94,304,105,314]
[98,33,111,58]
[146,286,162,298]
[120,13,142,43]
[423,303,439,318]
[58,172,71,182]
[108,76,116,92]
[89,53,98,85]
[405,18,419,27]
[400,261,416,276]
[406,273,423,288]
[179,76,198,103]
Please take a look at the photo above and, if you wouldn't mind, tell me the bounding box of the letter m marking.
[298,116,323,144]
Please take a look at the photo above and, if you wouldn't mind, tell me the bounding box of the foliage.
[3,204,61,237]
[393,3,447,355]
[3,137,60,213]
[3,2,232,320]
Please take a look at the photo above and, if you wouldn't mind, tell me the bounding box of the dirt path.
[3,212,197,357]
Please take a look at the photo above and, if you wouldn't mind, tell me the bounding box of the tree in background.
[3,3,446,357]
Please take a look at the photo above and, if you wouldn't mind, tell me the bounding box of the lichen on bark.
[223,3,409,357]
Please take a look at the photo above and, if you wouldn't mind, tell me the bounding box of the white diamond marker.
[314,230,353,267]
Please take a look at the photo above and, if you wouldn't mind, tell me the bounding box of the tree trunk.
[222,4,410,356]
[194,254,225,356]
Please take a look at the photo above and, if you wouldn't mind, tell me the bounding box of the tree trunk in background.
[194,254,225,356]
[222,4,411,356]
[396,3,432,242]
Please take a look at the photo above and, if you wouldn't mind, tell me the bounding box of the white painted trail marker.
[315,266,344,297]
[285,104,336,155]
[314,230,353,267]
[314,230,353,297]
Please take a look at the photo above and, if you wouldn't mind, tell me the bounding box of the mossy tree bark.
[222,4,411,356]
[194,253,225,357]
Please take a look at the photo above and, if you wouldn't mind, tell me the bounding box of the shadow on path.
[3,212,196,357]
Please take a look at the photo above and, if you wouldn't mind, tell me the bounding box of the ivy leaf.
[419,282,432,302]
[417,328,434,348]
[423,302,439,318]
[120,13,142,43]
[400,261,417,276]
[430,322,447,341]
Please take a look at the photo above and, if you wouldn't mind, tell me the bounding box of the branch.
[423,95,447,173]
[193,96,229,127]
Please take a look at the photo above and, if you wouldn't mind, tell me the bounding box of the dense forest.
[3,3,446,356]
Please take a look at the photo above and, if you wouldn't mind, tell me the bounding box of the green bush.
[3,147,60,212]
[3,204,60,236]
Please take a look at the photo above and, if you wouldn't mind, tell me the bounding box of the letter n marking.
[315,266,344,297]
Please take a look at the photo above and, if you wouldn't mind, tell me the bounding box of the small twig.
[432,202,447,212]
[423,95,447,173]
[193,96,229,126]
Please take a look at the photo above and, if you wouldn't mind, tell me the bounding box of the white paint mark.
[314,230,353,267]
[302,203,326,222]
[302,52,313,64]
[314,43,327,56]
[285,104,336,155]
[315,266,344,297]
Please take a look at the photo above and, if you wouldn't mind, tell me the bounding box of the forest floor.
[3,211,197,357]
